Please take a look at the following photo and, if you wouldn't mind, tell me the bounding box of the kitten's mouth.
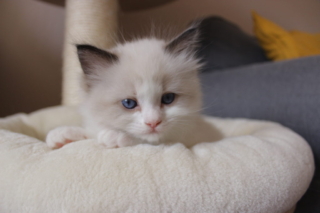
[144,128,162,137]
[148,129,158,134]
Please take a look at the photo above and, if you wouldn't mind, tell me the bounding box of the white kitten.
[46,22,220,149]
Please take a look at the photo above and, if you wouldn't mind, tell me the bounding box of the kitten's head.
[78,23,203,143]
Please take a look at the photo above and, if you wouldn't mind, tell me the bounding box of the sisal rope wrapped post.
[62,0,118,105]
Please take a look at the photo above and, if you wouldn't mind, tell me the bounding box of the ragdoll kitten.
[46,22,218,149]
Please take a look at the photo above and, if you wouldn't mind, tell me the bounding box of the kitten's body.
[46,23,219,149]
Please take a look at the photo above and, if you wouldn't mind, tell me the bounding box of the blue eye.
[122,99,137,109]
[161,93,175,105]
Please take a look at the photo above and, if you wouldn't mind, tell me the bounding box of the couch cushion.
[253,12,320,61]
[200,55,320,213]
[196,16,269,72]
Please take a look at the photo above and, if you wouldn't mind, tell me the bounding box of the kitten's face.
[78,24,202,143]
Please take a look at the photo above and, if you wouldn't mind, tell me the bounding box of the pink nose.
[145,120,162,129]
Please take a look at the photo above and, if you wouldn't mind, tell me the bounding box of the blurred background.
[1,0,320,117]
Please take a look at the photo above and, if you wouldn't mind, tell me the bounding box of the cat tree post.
[62,0,119,105]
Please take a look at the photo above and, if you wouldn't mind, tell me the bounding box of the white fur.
[47,37,218,148]
[46,126,87,149]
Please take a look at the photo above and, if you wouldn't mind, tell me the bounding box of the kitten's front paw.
[46,126,87,149]
[97,129,133,148]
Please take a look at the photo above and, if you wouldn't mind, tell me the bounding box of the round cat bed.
[0,106,314,213]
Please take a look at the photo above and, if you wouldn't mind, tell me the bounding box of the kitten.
[46,22,219,149]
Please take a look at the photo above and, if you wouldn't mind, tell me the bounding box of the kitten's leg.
[97,129,137,148]
[46,126,88,149]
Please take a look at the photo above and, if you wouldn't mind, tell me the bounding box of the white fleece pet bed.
[0,106,314,213]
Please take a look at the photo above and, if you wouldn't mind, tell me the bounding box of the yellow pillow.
[253,12,320,61]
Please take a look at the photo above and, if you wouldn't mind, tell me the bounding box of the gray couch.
[200,55,320,213]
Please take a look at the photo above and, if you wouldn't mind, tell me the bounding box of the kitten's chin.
[138,133,162,144]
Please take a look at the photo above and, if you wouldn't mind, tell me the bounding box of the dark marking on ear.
[76,44,118,75]
[165,20,201,55]
[76,44,118,91]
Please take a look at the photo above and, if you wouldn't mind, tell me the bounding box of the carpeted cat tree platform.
[0,1,314,212]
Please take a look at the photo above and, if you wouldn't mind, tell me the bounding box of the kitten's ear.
[165,20,201,55]
[76,44,118,76]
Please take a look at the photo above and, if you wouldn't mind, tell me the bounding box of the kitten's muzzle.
[145,120,162,130]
